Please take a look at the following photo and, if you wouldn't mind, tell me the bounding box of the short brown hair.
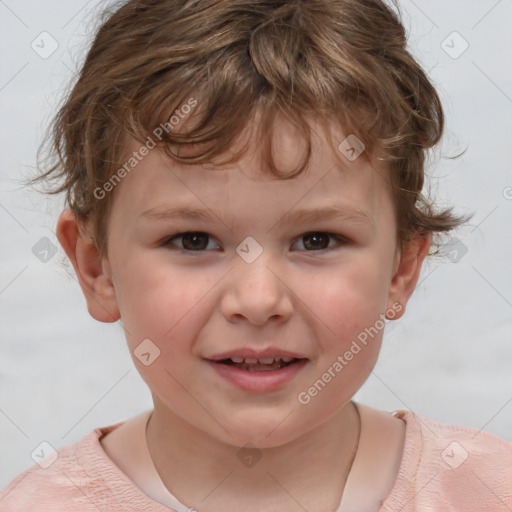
[29,0,467,259]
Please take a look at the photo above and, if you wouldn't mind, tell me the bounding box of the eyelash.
[162,231,348,254]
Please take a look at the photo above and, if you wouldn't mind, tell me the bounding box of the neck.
[145,398,360,512]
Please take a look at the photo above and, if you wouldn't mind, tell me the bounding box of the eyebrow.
[139,205,374,230]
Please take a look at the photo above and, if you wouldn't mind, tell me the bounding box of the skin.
[57,113,430,511]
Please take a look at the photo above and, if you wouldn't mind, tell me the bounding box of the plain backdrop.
[1,0,511,488]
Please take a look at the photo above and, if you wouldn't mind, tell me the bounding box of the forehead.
[109,117,392,230]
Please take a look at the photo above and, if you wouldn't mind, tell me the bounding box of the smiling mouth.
[216,357,304,372]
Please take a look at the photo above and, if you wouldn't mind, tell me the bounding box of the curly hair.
[29,0,467,259]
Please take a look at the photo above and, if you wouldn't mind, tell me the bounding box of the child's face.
[63,115,426,447]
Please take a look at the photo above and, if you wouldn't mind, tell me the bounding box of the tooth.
[244,358,258,364]
[258,358,275,364]
[230,357,244,364]
[281,357,293,363]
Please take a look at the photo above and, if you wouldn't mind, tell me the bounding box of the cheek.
[293,262,388,418]
[114,256,220,348]
[114,261,216,402]
[301,255,392,342]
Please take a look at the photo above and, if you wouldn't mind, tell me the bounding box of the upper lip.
[207,347,309,361]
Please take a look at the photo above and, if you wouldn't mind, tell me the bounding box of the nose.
[220,256,294,326]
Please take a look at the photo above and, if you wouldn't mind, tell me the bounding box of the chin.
[213,409,311,449]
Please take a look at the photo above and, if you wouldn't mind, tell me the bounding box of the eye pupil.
[182,232,208,250]
[303,232,329,250]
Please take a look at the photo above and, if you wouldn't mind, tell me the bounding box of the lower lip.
[207,359,308,392]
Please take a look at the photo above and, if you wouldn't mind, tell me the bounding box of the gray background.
[1,0,511,488]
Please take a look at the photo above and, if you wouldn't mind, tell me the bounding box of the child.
[1,0,510,510]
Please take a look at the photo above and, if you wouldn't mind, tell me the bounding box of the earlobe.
[56,209,120,323]
[386,234,431,320]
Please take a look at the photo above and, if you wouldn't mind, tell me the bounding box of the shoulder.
[0,420,167,512]
[400,409,512,459]
[382,410,512,511]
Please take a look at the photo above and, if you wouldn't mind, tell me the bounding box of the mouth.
[207,356,309,392]
[206,349,310,391]
[214,356,305,372]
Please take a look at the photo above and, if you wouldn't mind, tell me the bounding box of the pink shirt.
[1,410,511,511]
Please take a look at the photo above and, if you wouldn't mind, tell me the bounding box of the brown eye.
[164,232,218,251]
[181,232,209,250]
[302,233,329,250]
[293,232,347,251]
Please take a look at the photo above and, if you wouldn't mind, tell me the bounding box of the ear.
[56,209,120,323]
[386,233,431,320]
